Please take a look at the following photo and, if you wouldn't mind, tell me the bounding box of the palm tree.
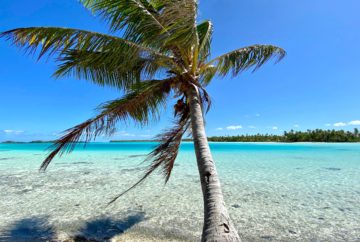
[1,1,285,241]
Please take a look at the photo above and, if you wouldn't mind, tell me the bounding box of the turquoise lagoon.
[0,142,359,241]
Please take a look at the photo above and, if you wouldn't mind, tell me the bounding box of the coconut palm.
[1,1,285,241]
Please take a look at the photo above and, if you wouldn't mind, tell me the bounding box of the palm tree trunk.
[187,85,241,242]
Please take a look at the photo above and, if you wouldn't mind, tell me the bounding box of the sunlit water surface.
[0,142,359,241]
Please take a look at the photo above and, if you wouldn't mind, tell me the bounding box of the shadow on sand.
[0,213,145,242]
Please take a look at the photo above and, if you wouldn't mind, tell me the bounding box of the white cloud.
[248,125,256,129]
[255,114,261,117]
[334,122,347,127]
[139,134,152,138]
[272,126,278,130]
[293,124,299,128]
[325,120,360,127]
[348,120,360,125]
[3,130,24,134]
[226,125,242,130]
[114,131,136,137]
[215,127,223,131]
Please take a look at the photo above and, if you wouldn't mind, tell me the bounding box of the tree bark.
[187,85,241,242]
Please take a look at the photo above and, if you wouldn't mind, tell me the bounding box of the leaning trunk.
[187,85,241,242]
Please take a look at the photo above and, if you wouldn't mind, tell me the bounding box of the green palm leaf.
[81,0,166,45]
[0,27,179,88]
[81,0,198,61]
[197,20,213,63]
[1,27,165,57]
[40,78,175,171]
[55,49,173,89]
[203,44,286,81]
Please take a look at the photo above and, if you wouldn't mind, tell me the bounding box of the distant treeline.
[208,129,360,142]
[2,129,360,144]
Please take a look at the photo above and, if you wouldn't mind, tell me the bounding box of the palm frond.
[0,27,180,89]
[199,87,212,114]
[54,49,173,89]
[40,79,174,171]
[196,20,213,63]
[81,0,166,44]
[204,44,286,79]
[0,27,167,60]
[199,65,217,86]
[81,0,198,61]
[108,109,191,204]
[159,0,198,49]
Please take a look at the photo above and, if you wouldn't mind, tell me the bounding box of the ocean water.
[0,142,359,241]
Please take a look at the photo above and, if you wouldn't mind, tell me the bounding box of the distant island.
[2,129,360,144]
[1,140,74,144]
[208,128,360,142]
[0,141,27,144]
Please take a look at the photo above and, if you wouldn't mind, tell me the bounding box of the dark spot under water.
[56,162,93,166]
[0,157,13,160]
[260,235,275,240]
[232,204,240,208]
[127,154,147,158]
[338,207,352,212]
[322,206,331,210]
[73,162,93,165]
[288,230,297,234]
[325,167,341,171]
[113,157,127,161]
[16,189,32,195]
[121,167,143,172]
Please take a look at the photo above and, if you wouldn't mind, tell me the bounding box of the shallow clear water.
[0,142,359,241]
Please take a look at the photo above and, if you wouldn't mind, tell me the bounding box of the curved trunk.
[187,86,241,242]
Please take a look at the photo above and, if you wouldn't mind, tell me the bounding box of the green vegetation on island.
[0,141,26,144]
[208,128,360,142]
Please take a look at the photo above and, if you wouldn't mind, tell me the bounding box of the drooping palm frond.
[199,87,212,114]
[108,109,191,204]
[40,78,175,171]
[203,45,286,81]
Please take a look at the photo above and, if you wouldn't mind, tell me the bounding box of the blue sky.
[1,0,360,141]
